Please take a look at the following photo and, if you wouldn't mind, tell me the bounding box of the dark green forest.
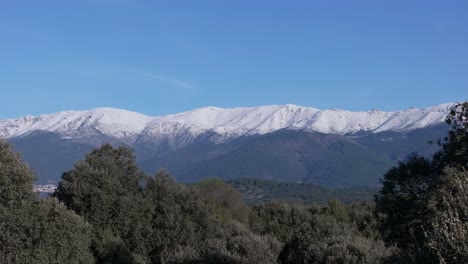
[227,178,378,204]
[1,102,467,264]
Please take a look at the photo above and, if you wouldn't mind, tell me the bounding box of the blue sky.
[1,1,467,118]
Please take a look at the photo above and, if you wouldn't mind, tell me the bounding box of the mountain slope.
[1,103,453,144]
[0,108,151,144]
[0,103,453,187]
[172,130,392,187]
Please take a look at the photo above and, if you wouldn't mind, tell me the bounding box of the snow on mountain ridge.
[0,103,454,143]
[0,108,152,141]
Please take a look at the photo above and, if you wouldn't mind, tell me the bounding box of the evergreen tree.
[433,101,468,170]
[54,144,150,263]
[375,101,468,262]
[425,167,468,263]
[0,139,35,204]
[196,178,250,224]
[278,215,392,264]
[250,201,314,243]
[143,171,219,263]
[0,139,94,263]
[375,155,434,258]
[144,171,280,264]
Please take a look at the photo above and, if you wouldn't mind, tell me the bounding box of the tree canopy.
[0,139,94,263]
[375,101,468,262]
[0,139,35,204]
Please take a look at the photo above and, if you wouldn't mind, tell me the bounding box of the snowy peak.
[0,108,152,141]
[0,103,454,144]
[373,103,452,132]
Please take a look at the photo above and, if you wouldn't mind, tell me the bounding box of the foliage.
[227,178,378,205]
[375,156,434,251]
[140,172,281,264]
[0,139,94,263]
[250,201,314,243]
[196,178,250,224]
[433,101,468,170]
[348,202,381,240]
[375,101,468,262]
[160,221,281,264]
[322,199,350,223]
[0,139,35,203]
[250,199,392,264]
[143,171,219,263]
[54,144,147,220]
[0,199,94,264]
[424,167,468,263]
[53,146,279,263]
[53,144,151,263]
[278,215,392,264]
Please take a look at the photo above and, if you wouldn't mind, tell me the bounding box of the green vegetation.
[227,178,378,204]
[1,102,467,263]
[375,101,468,263]
[0,139,93,263]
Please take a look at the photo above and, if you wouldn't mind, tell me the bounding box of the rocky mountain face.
[1,104,453,188]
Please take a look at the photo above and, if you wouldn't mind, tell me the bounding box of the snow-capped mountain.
[2,103,454,187]
[0,108,152,143]
[0,103,454,144]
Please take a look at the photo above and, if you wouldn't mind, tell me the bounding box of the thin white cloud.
[125,67,196,91]
[61,61,197,91]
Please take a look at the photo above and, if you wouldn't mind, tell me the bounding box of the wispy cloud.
[124,67,196,91]
[61,60,197,91]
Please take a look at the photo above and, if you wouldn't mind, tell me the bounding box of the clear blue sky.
[1,1,467,118]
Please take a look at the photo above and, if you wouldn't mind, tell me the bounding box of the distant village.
[33,184,57,193]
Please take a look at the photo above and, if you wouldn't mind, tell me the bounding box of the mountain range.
[1,103,453,188]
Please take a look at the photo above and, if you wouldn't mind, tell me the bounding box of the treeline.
[375,102,468,263]
[0,102,467,263]
[0,141,389,263]
[227,178,378,204]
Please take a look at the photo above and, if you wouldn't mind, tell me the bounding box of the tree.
[433,101,468,170]
[278,215,392,264]
[375,156,434,255]
[348,202,381,240]
[196,178,250,224]
[142,171,220,263]
[424,167,468,263]
[196,222,281,264]
[250,200,390,264]
[321,199,350,223]
[375,101,468,262]
[249,201,313,243]
[54,144,150,263]
[140,171,280,264]
[0,139,94,263]
[54,145,280,263]
[54,144,147,219]
[0,139,35,204]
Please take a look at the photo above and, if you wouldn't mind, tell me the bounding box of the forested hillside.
[227,178,378,204]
